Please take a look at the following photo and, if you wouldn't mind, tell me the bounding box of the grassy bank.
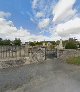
[67,56,80,65]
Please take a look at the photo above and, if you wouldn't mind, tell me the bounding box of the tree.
[56,40,60,45]
[51,41,56,45]
[65,41,77,49]
[0,38,3,45]
[0,39,11,45]
[0,38,2,41]
[35,42,43,46]
[3,39,11,45]
[13,38,21,46]
[29,42,35,46]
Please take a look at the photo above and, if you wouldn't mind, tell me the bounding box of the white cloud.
[38,18,50,29]
[56,17,80,37]
[49,32,61,41]
[0,11,11,18]
[51,0,80,40]
[36,12,44,18]
[0,12,50,42]
[31,0,80,41]
[32,0,39,9]
[53,0,76,23]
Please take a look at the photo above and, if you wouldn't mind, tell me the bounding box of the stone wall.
[57,49,80,60]
[0,46,46,69]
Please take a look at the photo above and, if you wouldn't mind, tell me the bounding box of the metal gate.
[0,46,57,68]
[45,49,57,59]
[28,47,57,61]
[28,47,46,62]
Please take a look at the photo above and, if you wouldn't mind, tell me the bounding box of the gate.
[46,48,57,59]
[0,46,46,68]
[28,46,46,62]
[0,45,57,68]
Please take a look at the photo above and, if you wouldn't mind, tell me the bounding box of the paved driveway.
[0,59,80,92]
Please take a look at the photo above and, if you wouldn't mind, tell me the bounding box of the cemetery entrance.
[0,45,57,68]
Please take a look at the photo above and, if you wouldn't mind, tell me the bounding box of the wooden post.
[3,46,4,58]
[19,46,21,57]
[9,46,10,57]
[25,43,29,57]
[1,46,2,59]
[6,46,7,58]
[44,47,46,60]
[12,46,13,57]
[16,46,17,58]
[55,48,57,58]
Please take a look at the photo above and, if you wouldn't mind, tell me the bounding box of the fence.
[0,46,58,60]
[0,46,47,68]
[0,46,25,60]
[0,45,58,68]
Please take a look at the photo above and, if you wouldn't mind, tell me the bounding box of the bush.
[13,38,21,46]
[65,42,77,49]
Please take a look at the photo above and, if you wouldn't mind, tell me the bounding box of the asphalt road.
[0,59,80,92]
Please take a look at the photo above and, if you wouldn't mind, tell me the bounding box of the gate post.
[45,47,47,60]
[25,42,29,57]
[56,49,60,58]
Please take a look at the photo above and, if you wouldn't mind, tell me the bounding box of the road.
[0,58,80,92]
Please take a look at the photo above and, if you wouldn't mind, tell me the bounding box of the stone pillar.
[56,49,60,58]
[25,42,29,57]
[43,42,46,47]
[58,39,63,50]
[56,39,64,58]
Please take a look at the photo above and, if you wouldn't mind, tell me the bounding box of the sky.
[0,0,80,42]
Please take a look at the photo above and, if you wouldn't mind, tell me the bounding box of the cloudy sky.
[0,0,80,42]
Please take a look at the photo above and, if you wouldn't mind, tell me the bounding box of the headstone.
[58,39,63,50]
[43,42,45,47]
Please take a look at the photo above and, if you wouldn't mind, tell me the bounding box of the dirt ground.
[0,58,80,92]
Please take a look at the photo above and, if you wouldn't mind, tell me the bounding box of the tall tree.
[13,38,22,46]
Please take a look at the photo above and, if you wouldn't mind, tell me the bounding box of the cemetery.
[0,38,80,68]
[0,0,80,92]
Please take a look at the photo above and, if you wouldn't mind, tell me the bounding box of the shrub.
[65,42,77,49]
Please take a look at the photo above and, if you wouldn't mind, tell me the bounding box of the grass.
[67,56,80,65]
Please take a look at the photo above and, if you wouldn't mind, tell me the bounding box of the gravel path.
[0,58,80,92]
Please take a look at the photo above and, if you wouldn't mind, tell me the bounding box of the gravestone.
[43,42,46,47]
[58,39,63,50]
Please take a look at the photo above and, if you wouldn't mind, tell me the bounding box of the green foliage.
[3,39,11,45]
[0,39,11,45]
[13,38,21,46]
[51,41,56,45]
[0,38,22,46]
[67,57,80,65]
[29,42,36,46]
[56,40,60,45]
[62,40,68,47]
[65,38,78,49]
[29,41,43,46]
[35,42,43,46]
[65,41,77,49]
[78,43,80,48]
